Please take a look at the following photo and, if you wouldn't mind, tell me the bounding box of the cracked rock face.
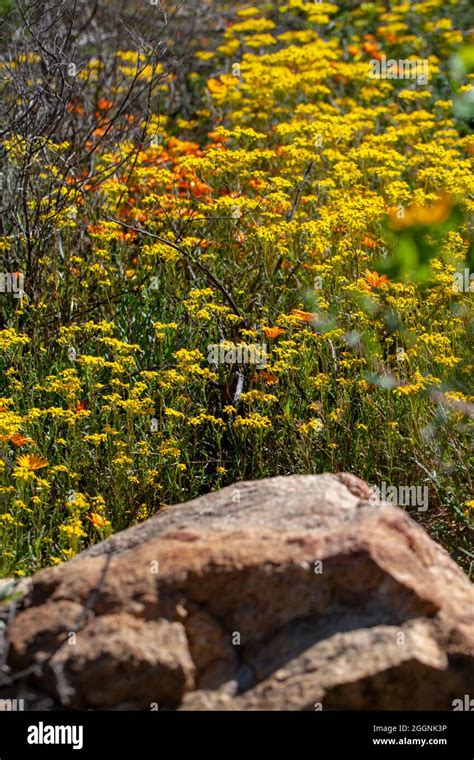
[1,473,473,710]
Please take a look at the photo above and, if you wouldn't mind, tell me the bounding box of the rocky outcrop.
[1,473,473,710]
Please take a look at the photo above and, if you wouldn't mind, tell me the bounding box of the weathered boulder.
[1,473,473,710]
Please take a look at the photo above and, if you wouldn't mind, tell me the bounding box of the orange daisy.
[361,235,379,249]
[261,371,278,385]
[363,270,389,290]
[97,98,114,111]
[263,326,285,339]
[10,434,34,446]
[86,513,111,529]
[291,309,316,323]
[16,454,48,471]
[388,197,452,231]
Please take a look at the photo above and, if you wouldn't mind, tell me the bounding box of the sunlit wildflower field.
[0,0,473,577]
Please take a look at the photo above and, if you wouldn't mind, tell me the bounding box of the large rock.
[1,473,473,710]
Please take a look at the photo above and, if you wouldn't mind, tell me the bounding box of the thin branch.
[105,216,244,322]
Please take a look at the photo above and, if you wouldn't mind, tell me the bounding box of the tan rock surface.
[1,474,473,710]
